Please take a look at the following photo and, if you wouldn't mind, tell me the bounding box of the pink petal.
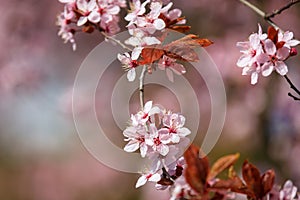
[275,61,288,76]
[177,127,191,137]
[77,16,87,26]
[264,39,276,55]
[171,134,180,143]
[256,53,269,64]
[251,72,258,85]
[87,0,97,11]
[127,68,136,82]
[88,11,101,23]
[166,68,174,82]
[237,55,251,67]
[249,34,260,49]
[148,106,161,116]
[135,176,147,188]
[261,62,274,77]
[158,144,169,156]
[287,39,300,47]
[124,140,140,152]
[277,47,290,60]
[148,173,161,182]
[171,63,186,75]
[123,127,137,138]
[144,101,153,113]
[140,143,148,157]
[132,47,143,60]
[143,36,161,45]
[107,5,120,15]
[161,2,173,13]
[236,41,250,51]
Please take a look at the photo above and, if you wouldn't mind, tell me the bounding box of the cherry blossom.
[77,0,101,26]
[123,126,148,157]
[279,180,299,200]
[278,31,300,49]
[117,51,140,82]
[56,13,77,51]
[257,39,290,77]
[130,101,161,126]
[162,112,191,143]
[158,55,186,82]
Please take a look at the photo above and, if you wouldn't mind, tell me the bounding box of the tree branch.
[139,65,147,109]
[101,31,133,52]
[265,0,300,19]
[237,0,280,30]
[284,75,300,101]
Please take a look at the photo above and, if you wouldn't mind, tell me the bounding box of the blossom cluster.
[237,24,300,84]
[56,0,126,50]
[119,0,187,82]
[123,101,191,188]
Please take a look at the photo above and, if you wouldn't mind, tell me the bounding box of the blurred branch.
[284,75,300,101]
[238,0,280,30]
[265,0,300,19]
[101,31,133,52]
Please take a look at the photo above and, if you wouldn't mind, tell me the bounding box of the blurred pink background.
[0,0,300,199]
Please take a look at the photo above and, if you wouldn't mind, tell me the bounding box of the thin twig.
[238,0,281,30]
[284,75,300,101]
[139,65,147,109]
[265,0,300,19]
[101,31,133,52]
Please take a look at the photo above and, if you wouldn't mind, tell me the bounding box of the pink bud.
[290,48,297,56]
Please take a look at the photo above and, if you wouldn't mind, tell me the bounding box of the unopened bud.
[290,48,297,56]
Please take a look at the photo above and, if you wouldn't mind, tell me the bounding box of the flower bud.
[290,48,297,56]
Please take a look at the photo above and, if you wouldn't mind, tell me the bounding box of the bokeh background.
[1,0,300,199]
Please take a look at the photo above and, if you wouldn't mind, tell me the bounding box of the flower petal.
[153,19,166,30]
[127,68,136,82]
[277,47,290,60]
[261,62,274,77]
[77,16,87,26]
[275,61,288,76]
[124,140,140,152]
[264,39,276,55]
[135,175,147,188]
[251,71,258,85]
[88,11,101,23]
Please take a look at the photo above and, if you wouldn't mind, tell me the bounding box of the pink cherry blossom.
[117,52,140,82]
[278,31,300,49]
[56,13,76,51]
[123,126,148,157]
[279,180,299,200]
[145,124,171,156]
[257,39,290,77]
[131,101,161,126]
[158,55,186,82]
[162,112,191,143]
[76,0,101,26]
[125,0,150,25]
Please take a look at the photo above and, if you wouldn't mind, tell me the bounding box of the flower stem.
[265,0,300,19]
[139,65,147,109]
[101,31,132,52]
[284,75,300,101]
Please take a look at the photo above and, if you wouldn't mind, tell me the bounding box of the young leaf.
[267,26,278,43]
[138,47,165,65]
[261,169,275,196]
[184,144,209,194]
[208,153,240,180]
[242,160,263,199]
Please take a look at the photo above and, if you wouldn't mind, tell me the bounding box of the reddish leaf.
[211,177,249,194]
[184,144,209,194]
[169,25,191,33]
[261,169,275,196]
[268,26,278,43]
[242,160,263,199]
[276,41,285,49]
[82,25,94,33]
[138,47,165,65]
[208,153,240,181]
[157,177,174,186]
[165,47,199,62]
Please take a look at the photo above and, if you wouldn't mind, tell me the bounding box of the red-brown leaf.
[138,47,165,65]
[169,25,191,33]
[276,41,285,49]
[184,144,209,194]
[242,160,263,199]
[261,169,275,196]
[208,153,240,181]
[268,26,278,43]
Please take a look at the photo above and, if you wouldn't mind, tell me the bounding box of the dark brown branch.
[265,0,300,19]
[284,75,300,101]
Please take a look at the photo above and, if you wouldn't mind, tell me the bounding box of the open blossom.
[279,180,299,200]
[56,13,77,51]
[257,39,290,77]
[123,126,148,157]
[236,24,300,84]
[76,0,101,26]
[117,51,140,82]
[131,101,161,126]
